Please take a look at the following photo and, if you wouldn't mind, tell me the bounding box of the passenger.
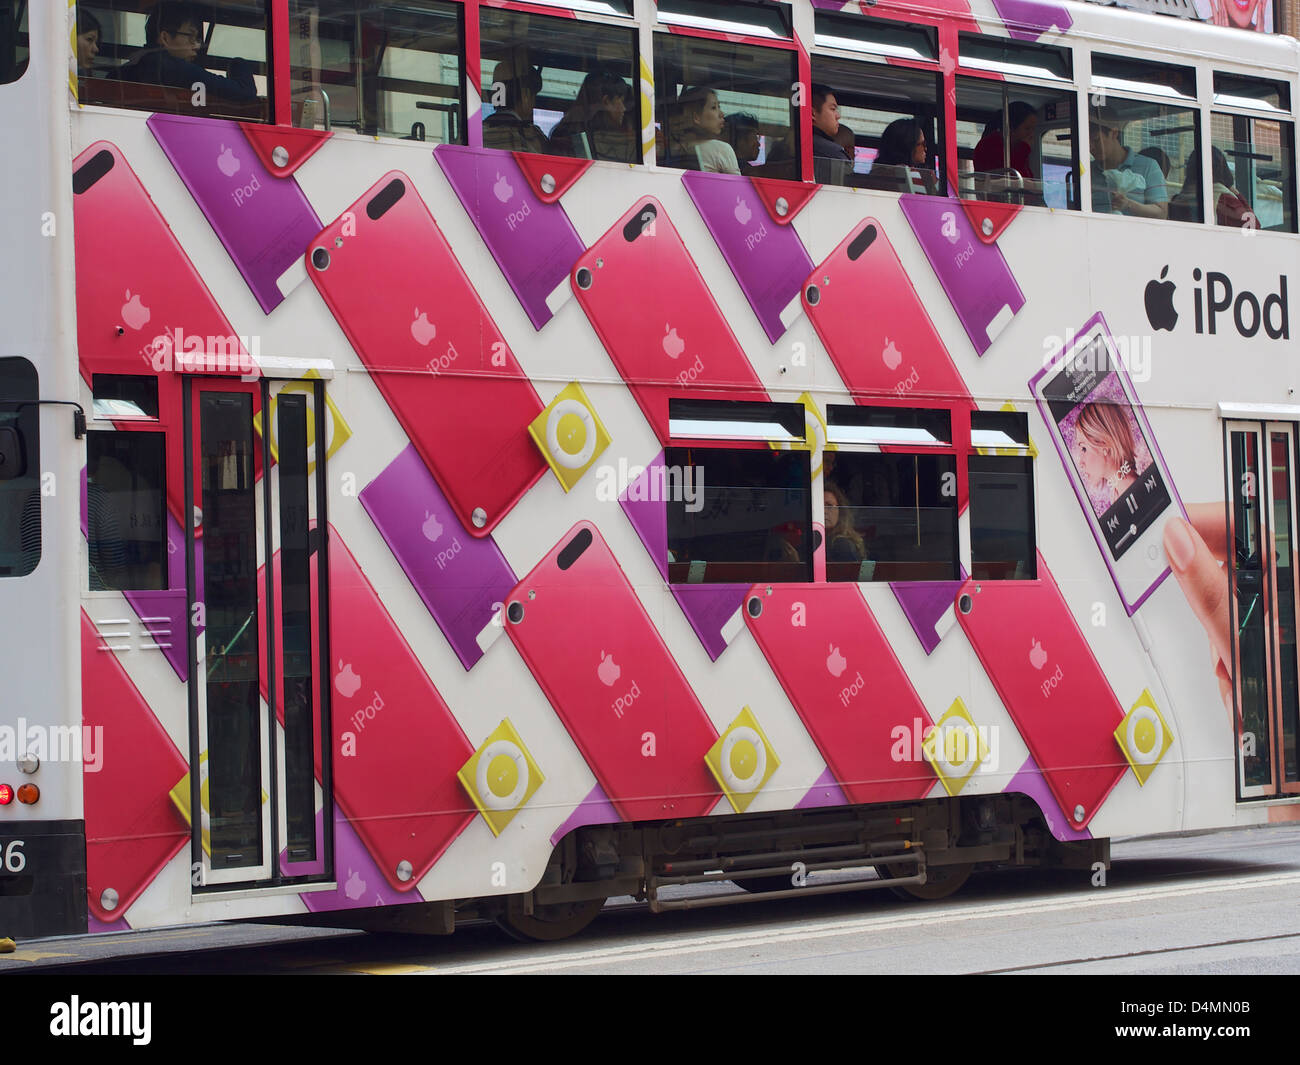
[116,2,256,103]
[549,69,634,162]
[834,121,857,162]
[669,87,739,174]
[1208,146,1256,229]
[865,118,937,194]
[483,58,552,155]
[1088,107,1168,219]
[824,483,865,564]
[810,83,851,185]
[1072,401,1137,506]
[76,7,101,78]
[972,101,1038,182]
[724,112,762,171]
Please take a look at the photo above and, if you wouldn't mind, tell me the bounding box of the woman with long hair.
[824,482,865,563]
[550,69,634,162]
[865,118,936,194]
[668,86,739,174]
[1073,401,1139,506]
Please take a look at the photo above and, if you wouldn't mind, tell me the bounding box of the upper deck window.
[1214,73,1290,115]
[1091,53,1196,102]
[654,30,798,179]
[813,12,937,64]
[77,2,270,122]
[1,0,28,84]
[959,35,1072,83]
[656,0,793,40]
[291,1,464,143]
[479,6,638,162]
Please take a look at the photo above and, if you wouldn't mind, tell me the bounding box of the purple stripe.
[301,807,423,911]
[550,784,621,846]
[796,767,849,808]
[1007,755,1091,841]
[991,0,1072,41]
[891,574,966,655]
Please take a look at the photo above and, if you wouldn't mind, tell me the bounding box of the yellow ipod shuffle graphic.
[770,392,832,479]
[922,698,989,796]
[458,719,545,836]
[253,370,353,473]
[705,706,780,813]
[170,752,268,857]
[1114,689,1173,786]
[528,381,611,492]
[975,402,1039,459]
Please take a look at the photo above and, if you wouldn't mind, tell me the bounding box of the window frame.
[83,427,169,596]
[967,410,1038,582]
[1209,68,1297,234]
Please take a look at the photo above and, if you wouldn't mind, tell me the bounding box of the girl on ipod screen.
[1065,396,1148,512]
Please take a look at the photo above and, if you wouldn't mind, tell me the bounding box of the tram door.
[1225,421,1300,799]
[184,378,332,887]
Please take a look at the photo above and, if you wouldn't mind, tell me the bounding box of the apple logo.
[411,308,436,346]
[1029,639,1048,670]
[336,660,362,698]
[826,643,848,678]
[422,510,443,543]
[663,325,685,360]
[597,651,621,687]
[494,172,514,204]
[121,290,151,331]
[217,144,241,178]
[940,212,960,245]
[882,337,902,370]
[734,196,752,226]
[1144,265,1177,332]
[344,869,365,901]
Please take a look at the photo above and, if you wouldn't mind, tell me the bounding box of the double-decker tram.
[0,0,1298,942]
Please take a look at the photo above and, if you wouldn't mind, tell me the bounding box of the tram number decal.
[2,840,26,873]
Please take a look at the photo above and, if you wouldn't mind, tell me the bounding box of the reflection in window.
[1089,101,1199,223]
[0,358,39,578]
[812,56,941,192]
[1,0,28,84]
[87,431,166,592]
[969,456,1036,580]
[77,2,269,122]
[666,448,811,584]
[958,78,1077,210]
[480,7,637,161]
[1210,113,1295,232]
[291,1,463,142]
[824,452,958,582]
[654,34,797,179]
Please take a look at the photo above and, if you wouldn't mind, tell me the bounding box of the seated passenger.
[668,87,739,174]
[1088,107,1167,219]
[76,7,101,79]
[550,69,635,163]
[1209,146,1256,228]
[483,58,552,155]
[724,112,762,172]
[863,119,937,194]
[824,483,865,564]
[810,83,851,185]
[116,2,256,103]
[972,102,1038,182]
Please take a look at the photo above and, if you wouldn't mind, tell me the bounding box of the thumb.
[1164,516,1233,675]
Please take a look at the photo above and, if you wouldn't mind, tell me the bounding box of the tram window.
[957,78,1077,209]
[0,358,39,579]
[1214,73,1290,115]
[656,0,793,39]
[291,1,463,143]
[1091,54,1196,102]
[479,8,636,162]
[1209,114,1296,233]
[92,375,159,420]
[1,0,28,83]
[969,412,1036,581]
[823,451,959,583]
[665,448,812,585]
[77,2,270,122]
[653,34,797,179]
[86,431,166,592]
[958,35,1071,83]
[811,56,941,192]
[1089,101,1200,223]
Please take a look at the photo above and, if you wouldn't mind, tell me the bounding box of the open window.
[653,1,798,179]
[77,2,270,122]
[291,0,464,142]
[956,35,1076,209]
[479,4,638,161]
[811,13,943,191]
[0,358,39,579]
[1210,73,1295,233]
[968,410,1036,580]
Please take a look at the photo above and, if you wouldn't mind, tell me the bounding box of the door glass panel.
[277,394,317,861]
[200,392,264,868]
[1230,429,1273,791]
[1271,431,1300,784]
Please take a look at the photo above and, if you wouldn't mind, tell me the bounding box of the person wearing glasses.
[117,2,256,103]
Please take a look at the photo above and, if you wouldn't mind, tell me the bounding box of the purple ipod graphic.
[147,114,322,314]
[619,454,746,661]
[899,194,1025,356]
[435,145,585,331]
[892,571,967,656]
[682,172,813,343]
[360,444,517,671]
[992,0,1072,41]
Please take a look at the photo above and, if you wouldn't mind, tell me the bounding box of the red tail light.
[0,784,12,805]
